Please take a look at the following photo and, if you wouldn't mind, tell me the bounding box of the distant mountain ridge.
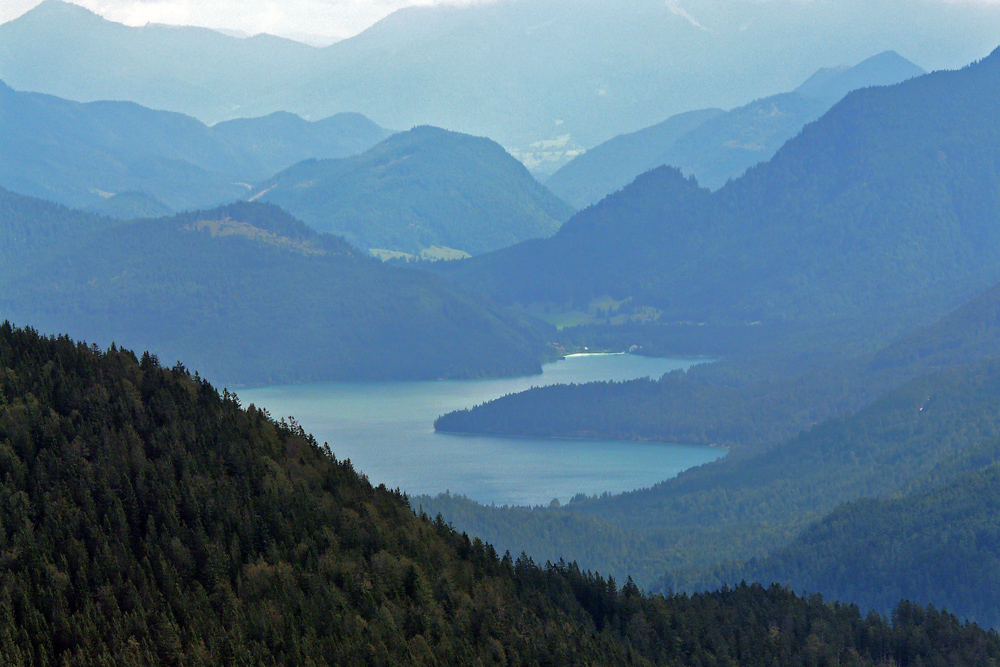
[1,0,996,160]
[0,188,551,384]
[253,126,575,256]
[0,80,391,214]
[456,47,1000,351]
[546,51,926,207]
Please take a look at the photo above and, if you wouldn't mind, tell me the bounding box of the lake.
[240,354,725,507]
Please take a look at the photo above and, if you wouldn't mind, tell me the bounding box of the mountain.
[211,111,391,179]
[0,81,391,214]
[795,50,928,101]
[253,126,575,256]
[0,0,324,123]
[85,191,174,219]
[429,226,1000,588]
[0,189,550,385]
[732,452,1000,628]
[543,109,724,209]
[546,51,925,208]
[430,354,1000,587]
[1,323,996,664]
[1,0,996,160]
[454,48,1000,352]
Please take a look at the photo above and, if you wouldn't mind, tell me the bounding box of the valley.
[240,353,721,506]
[4,1,1000,661]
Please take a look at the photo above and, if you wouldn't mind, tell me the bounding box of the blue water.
[240,354,725,506]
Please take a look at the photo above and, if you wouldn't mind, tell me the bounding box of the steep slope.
[733,447,1000,628]
[544,108,724,209]
[546,51,925,206]
[457,48,1000,349]
[870,278,1000,372]
[254,126,574,255]
[0,0,323,122]
[0,81,390,213]
[211,110,390,179]
[0,191,550,384]
[0,185,114,264]
[0,324,996,665]
[1,0,995,155]
[431,357,1000,587]
[796,50,928,101]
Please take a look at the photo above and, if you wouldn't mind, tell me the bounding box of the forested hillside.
[0,323,997,665]
[430,359,1000,587]
[0,81,390,214]
[0,190,550,385]
[721,450,1000,629]
[456,48,1000,355]
[254,126,574,256]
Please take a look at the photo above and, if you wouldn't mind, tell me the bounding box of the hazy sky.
[0,0,499,43]
[2,0,999,44]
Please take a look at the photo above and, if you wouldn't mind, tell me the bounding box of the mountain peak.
[17,0,104,23]
[796,50,925,100]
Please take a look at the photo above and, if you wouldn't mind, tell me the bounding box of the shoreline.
[434,428,728,449]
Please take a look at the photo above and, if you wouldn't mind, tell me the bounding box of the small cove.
[240,354,725,506]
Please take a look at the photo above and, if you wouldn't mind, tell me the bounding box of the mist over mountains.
[0,80,391,214]
[9,0,1000,657]
[2,0,997,162]
[546,51,926,207]
[456,47,1000,352]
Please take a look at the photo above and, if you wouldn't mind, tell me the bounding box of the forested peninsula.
[2,323,999,664]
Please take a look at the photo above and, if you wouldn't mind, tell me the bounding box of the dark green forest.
[713,450,1000,629]
[0,190,552,385]
[1,322,999,665]
[427,262,1000,621]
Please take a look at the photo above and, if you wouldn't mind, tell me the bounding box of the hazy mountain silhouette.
[2,0,995,158]
[547,51,925,207]
[253,126,574,256]
[455,48,1000,350]
[0,80,390,214]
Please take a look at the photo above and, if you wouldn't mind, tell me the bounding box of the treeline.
[431,359,1000,595]
[435,350,879,452]
[2,322,997,664]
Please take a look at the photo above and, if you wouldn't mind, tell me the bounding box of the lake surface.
[240,354,725,506]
